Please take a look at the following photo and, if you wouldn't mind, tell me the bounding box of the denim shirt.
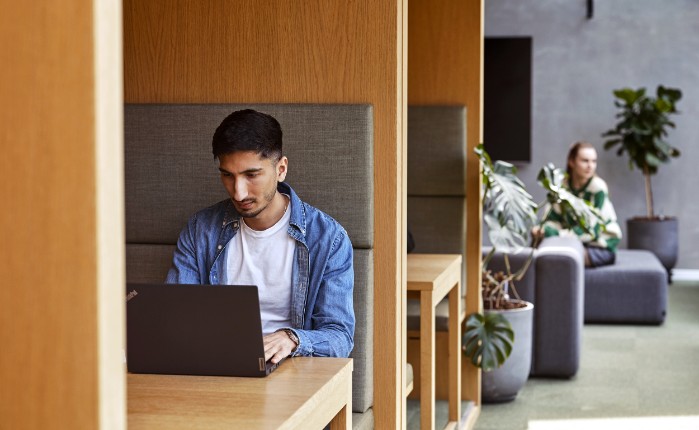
[165,182,355,358]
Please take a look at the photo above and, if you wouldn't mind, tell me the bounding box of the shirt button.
[217,245,222,250]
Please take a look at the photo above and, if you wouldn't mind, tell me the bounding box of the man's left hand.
[263,331,297,364]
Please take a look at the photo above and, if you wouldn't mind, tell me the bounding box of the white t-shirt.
[224,199,295,335]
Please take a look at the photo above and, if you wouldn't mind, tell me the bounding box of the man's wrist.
[281,328,299,352]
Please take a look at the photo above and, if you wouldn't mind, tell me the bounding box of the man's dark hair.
[212,109,283,160]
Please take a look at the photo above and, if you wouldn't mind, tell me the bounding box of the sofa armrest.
[537,235,585,258]
[532,236,585,377]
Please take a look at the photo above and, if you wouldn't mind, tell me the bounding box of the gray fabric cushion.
[125,103,373,249]
[407,197,466,255]
[351,249,373,413]
[407,196,467,294]
[352,410,374,430]
[125,244,175,283]
[407,106,467,196]
[585,249,667,324]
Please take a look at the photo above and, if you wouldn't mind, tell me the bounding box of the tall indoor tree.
[602,85,682,219]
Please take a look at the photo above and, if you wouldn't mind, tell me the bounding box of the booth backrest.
[124,104,374,414]
[407,105,467,292]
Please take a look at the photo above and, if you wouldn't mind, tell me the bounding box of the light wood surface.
[0,1,124,429]
[408,0,484,412]
[407,254,462,430]
[96,0,127,427]
[128,357,352,430]
[123,2,407,427]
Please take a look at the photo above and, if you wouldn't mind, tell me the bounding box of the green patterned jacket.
[542,176,622,252]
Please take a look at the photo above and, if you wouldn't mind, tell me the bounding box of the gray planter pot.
[482,300,534,403]
[627,217,678,274]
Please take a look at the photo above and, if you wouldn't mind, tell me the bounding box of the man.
[166,109,355,364]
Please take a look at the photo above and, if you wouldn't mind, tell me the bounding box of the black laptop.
[126,283,284,377]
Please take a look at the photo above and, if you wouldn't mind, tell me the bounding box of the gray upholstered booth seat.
[125,104,374,429]
[406,105,468,332]
[585,249,667,324]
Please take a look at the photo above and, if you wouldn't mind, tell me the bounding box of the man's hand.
[263,330,298,364]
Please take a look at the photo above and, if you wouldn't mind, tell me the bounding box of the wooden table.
[407,253,463,430]
[128,357,352,430]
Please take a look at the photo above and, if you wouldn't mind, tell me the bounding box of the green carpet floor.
[473,280,699,430]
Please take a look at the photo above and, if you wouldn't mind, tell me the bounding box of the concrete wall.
[486,0,699,269]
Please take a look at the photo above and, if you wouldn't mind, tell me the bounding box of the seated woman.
[538,141,622,267]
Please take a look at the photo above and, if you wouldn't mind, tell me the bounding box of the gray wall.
[486,0,699,269]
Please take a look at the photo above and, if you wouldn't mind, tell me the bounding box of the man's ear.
[276,156,288,182]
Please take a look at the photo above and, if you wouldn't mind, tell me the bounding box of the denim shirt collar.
[220,182,307,241]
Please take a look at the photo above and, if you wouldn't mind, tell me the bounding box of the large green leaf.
[476,144,537,253]
[484,214,529,250]
[613,88,643,105]
[463,312,515,372]
[658,85,682,105]
[537,164,605,235]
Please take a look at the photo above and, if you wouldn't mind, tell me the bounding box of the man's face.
[218,151,287,219]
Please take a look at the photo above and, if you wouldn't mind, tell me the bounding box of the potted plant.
[602,85,682,278]
[463,145,603,403]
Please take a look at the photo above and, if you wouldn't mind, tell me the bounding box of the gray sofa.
[486,229,668,379]
[124,103,376,429]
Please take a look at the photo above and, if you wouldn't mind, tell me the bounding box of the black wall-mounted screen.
[484,37,532,163]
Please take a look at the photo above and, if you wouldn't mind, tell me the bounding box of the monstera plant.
[464,144,603,401]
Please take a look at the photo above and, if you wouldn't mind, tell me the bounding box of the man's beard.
[234,188,277,218]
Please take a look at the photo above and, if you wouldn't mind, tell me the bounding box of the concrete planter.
[627,217,678,275]
[482,300,534,403]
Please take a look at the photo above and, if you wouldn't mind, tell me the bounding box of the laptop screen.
[126,283,278,377]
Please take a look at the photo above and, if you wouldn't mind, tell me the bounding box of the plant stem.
[643,166,654,218]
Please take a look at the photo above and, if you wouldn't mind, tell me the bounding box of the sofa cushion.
[585,249,667,324]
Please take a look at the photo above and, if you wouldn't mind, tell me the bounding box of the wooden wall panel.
[408,0,484,407]
[123,1,406,427]
[0,1,125,428]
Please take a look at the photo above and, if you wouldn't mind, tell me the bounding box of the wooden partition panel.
[123,1,407,428]
[0,1,125,429]
[408,0,484,410]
